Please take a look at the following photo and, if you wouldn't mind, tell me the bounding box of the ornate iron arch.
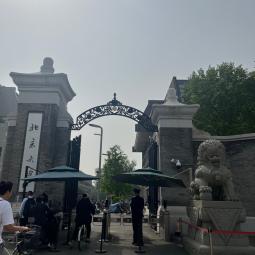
[71,93,158,132]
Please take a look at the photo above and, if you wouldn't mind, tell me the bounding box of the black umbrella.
[113,167,185,187]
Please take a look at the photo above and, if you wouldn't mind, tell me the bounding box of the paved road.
[38,220,188,255]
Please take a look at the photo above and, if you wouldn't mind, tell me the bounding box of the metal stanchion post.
[95,211,107,253]
[121,214,123,226]
[208,227,213,255]
[104,211,110,242]
[179,217,183,244]
[179,217,182,234]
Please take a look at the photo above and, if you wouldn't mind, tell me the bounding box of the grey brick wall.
[158,127,194,206]
[54,127,71,166]
[2,103,71,204]
[36,127,71,204]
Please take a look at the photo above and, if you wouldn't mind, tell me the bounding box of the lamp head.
[89,123,99,128]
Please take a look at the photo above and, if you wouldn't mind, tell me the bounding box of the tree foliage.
[183,63,255,135]
[100,145,136,202]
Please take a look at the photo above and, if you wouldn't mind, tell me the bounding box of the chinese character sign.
[18,113,43,192]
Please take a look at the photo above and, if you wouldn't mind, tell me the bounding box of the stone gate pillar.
[1,58,76,202]
[150,88,199,205]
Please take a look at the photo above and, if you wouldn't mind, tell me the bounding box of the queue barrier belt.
[180,219,255,235]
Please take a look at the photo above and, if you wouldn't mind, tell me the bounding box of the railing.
[93,213,151,226]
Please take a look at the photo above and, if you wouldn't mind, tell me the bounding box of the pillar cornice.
[151,87,199,128]
[151,103,199,128]
[10,72,76,105]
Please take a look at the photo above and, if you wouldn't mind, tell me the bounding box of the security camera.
[170,158,175,163]
[176,160,182,169]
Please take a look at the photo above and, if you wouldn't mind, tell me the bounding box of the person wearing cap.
[130,188,144,246]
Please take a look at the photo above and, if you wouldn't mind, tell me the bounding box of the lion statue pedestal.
[183,200,255,255]
[183,140,255,255]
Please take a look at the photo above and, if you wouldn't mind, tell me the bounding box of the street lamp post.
[89,123,103,202]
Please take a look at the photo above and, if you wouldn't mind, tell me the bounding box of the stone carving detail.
[187,206,200,226]
[184,140,255,254]
[183,201,254,254]
[190,139,238,201]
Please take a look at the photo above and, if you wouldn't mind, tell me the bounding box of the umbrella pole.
[65,209,72,244]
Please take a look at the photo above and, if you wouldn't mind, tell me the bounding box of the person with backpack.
[19,191,33,226]
[22,191,36,225]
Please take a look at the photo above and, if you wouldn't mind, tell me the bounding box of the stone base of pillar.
[183,200,255,255]
[183,237,255,255]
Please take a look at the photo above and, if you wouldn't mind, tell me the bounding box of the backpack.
[23,198,36,218]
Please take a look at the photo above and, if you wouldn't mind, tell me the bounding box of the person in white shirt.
[0,181,29,255]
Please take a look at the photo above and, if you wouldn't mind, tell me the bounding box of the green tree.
[101,145,135,202]
[183,63,255,135]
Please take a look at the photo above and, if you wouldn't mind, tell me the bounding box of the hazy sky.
[1,0,255,176]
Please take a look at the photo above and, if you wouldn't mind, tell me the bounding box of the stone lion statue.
[190,139,238,201]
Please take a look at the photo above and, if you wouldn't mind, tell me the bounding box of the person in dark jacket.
[34,196,50,245]
[22,193,36,225]
[46,209,60,250]
[34,196,49,227]
[130,188,144,246]
[71,194,95,242]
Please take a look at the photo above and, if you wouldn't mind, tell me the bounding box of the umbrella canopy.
[21,165,98,244]
[22,165,98,183]
[113,167,185,188]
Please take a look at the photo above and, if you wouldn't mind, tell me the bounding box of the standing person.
[41,192,49,205]
[70,194,95,245]
[19,191,34,226]
[22,191,36,225]
[33,196,50,245]
[46,209,60,251]
[104,198,109,210]
[0,181,30,255]
[130,188,144,246]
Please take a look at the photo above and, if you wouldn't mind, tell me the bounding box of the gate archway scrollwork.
[72,93,158,132]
